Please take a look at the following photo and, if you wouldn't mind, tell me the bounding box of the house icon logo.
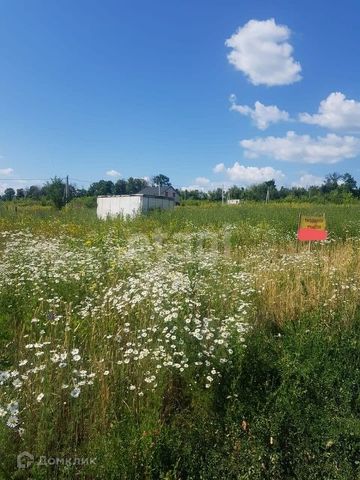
[17,451,34,469]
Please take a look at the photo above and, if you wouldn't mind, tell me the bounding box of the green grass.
[0,202,360,479]
[3,200,360,237]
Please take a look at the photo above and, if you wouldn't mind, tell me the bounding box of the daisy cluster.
[0,228,255,431]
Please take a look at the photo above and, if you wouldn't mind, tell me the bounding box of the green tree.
[322,172,342,193]
[16,188,25,199]
[126,177,147,194]
[75,188,87,197]
[88,180,114,196]
[208,188,223,201]
[180,189,208,201]
[43,177,66,209]
[27,185,42,199]
[152,174,171,187]
[114,179,127,195]
[3,188,15,201]
[244,181,278,201]
[227,186,245,200]
[341,173,357,193]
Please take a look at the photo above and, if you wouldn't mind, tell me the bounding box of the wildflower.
[7,401,19,415]
[70,387,81,398]
[7,416,18,428]
[36,393,44,402]
[12,379,22,389]
[0,371,10,384]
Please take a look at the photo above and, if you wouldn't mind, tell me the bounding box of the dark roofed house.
[139,185,180,204]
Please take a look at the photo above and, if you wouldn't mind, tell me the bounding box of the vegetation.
[183,172,360,203]
[3,172,360,210]
[0,202,360,479]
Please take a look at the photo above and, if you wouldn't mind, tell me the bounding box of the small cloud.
[292,174,323,188]
[299,92,360,130]
[194,176,210,186]
[214,162,284,184]
[182,177,233,192]
[240,131,360,164]
[213,163,225,173]
[0,168,14,176]
[225,18,302,86]
[230,95,289,130]
[106,169,121,177]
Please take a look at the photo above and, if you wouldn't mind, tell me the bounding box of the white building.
[97,194,175,220]
[227,199,241,205]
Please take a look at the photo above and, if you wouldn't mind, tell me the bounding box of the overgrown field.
[1,203,360,479]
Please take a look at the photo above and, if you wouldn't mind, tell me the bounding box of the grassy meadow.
[1,202,360,479]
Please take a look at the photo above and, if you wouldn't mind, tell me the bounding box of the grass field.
[1,202,360,479]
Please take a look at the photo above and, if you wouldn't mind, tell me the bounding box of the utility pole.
[221,184,224,205]
[265,187,270,203]
[65,175,69,204]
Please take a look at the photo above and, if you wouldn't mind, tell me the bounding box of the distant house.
[227,199,241,205]
[139,185,180,204]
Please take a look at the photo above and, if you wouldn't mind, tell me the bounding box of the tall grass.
[0,202,360,479]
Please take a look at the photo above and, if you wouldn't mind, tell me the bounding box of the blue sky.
[1,0,360,192]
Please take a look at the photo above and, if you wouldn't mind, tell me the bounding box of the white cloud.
[213,163,225,173]
[194,176,210,186]
[214,162,284,184]
[225,18,302,86]
[240,131,360,164]
[0,168,14,176]
[292,174,323,188]
[182,177,222,192]
[230,95,289,130]
[0,179,29,194]
[106,169,121,177]
[299,92,360,130]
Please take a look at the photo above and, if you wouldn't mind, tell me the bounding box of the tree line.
[183,173,360,203]
[1,172,360,208]
[0,174,171,208]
